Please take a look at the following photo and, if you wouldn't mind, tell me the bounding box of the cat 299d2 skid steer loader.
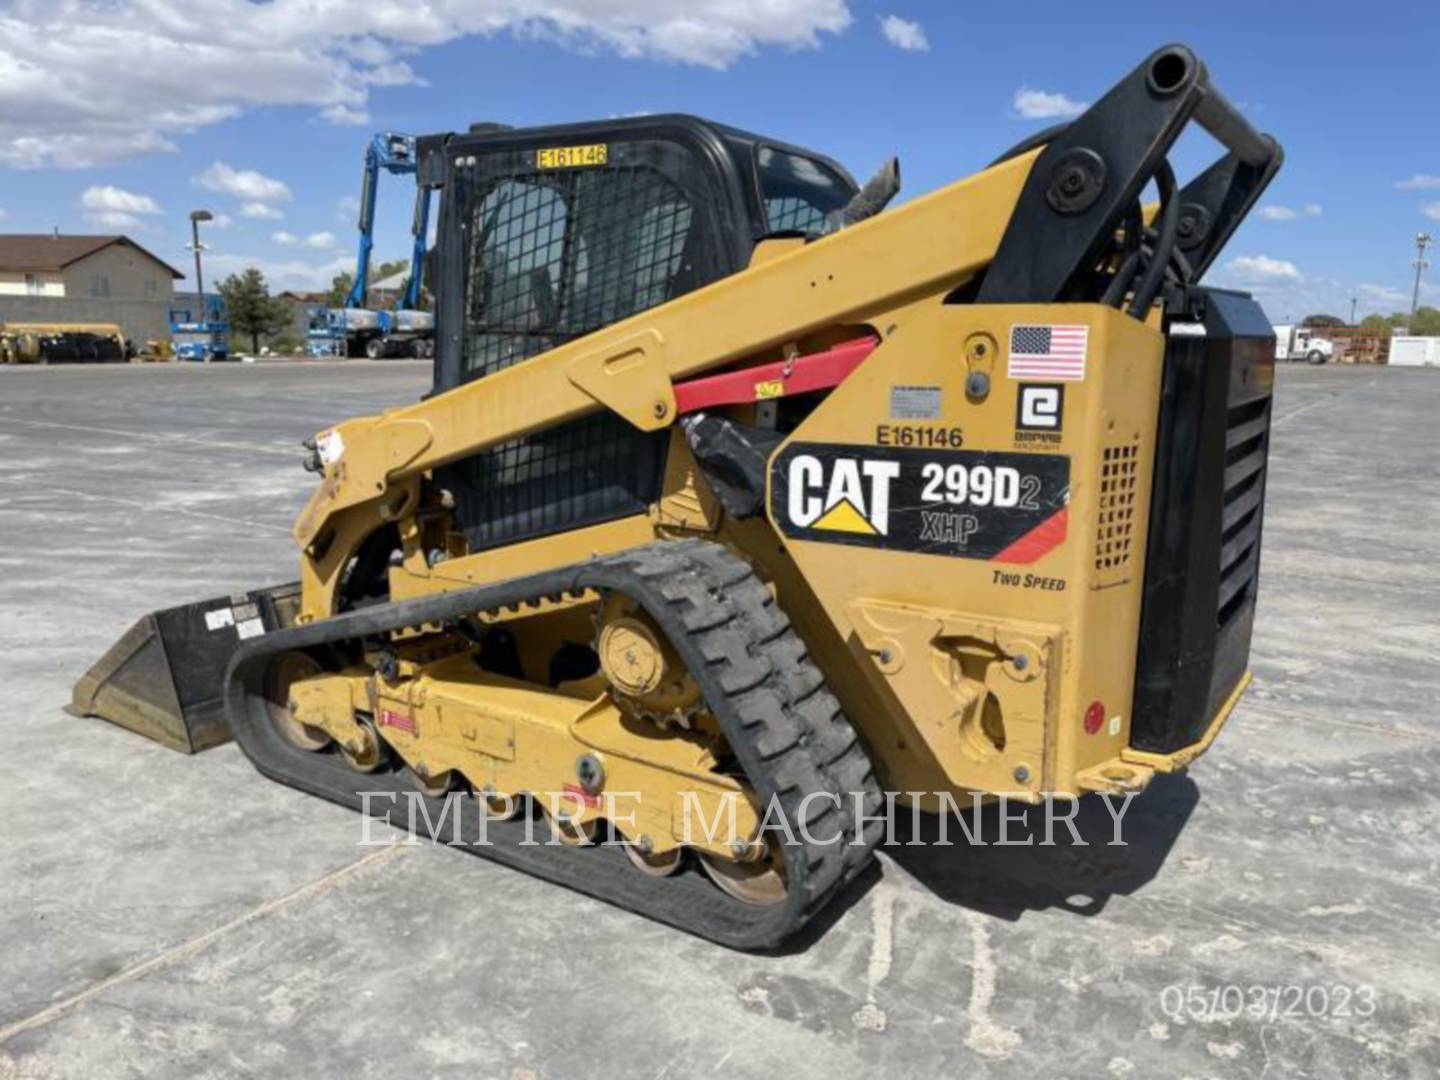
[75,44,1282,949]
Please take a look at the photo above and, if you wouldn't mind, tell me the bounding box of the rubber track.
[225,539,883,949]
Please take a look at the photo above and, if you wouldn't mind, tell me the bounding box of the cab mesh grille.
[462,165,693,382]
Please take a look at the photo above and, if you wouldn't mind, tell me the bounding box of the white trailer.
[1389,336,1440,367]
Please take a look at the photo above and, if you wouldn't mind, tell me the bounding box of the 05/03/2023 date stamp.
[1160,984,1378,1024]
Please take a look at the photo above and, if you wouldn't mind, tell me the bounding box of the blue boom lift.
[169,294,230,362]
[308,132,434,359]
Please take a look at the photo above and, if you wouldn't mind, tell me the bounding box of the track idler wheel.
[264,651,330,752]
[480,788,527,820]
[544,805,599,847]
[699,839,788,906]
[623,835,684,877]
[407,764,458,799]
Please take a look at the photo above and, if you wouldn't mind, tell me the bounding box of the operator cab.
[414,116,865,561]
[421,116,859,394]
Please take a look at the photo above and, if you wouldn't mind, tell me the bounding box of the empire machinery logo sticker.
[771,443,1071,563]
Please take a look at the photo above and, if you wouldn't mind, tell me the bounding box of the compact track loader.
[76,45,1282,948]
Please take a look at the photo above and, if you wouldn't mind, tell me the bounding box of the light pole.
[1412,232,1432,322]
[188,209,213,308]
[1349,296,1357,325]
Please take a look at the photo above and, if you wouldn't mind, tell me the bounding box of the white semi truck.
[1271,324,1334,364]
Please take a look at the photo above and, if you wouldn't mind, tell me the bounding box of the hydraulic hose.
[1127,160,1179,319]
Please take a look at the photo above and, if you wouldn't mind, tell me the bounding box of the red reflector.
[1083,700,1105,735]
[562,782,601,809]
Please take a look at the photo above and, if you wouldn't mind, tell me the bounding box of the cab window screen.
[758,146,851,234]
[462,165,693,382]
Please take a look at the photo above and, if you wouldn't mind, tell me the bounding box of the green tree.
[327,270,353,308]
[1409,306,1440,336]
[1359,314,1393,334]
[218,269,292,355]
[1301,313,1345,328]
[327,259,406,308]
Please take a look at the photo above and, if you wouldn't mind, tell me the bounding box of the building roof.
[371,269,408,292]
[0,234,185,279]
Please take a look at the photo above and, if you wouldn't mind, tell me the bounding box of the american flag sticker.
[1007,324,1089,382]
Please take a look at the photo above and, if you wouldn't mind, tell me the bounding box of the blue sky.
[3,0,1436,319]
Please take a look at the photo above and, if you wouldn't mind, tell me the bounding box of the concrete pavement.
[1,360,1436,1078]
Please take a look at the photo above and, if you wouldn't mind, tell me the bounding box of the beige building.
[0,234,185,344]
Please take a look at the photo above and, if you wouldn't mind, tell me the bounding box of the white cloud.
[209,212,233,228]
[1225,254,1302,283]
[1259,203,1322,221]
[273,228,339,250]
[81,185,161,216]
[80,184,161,228]
[878,15,927,51]
[1396,175,1440,190]
[1012,86,1088,120]
[335,194,361,224]
[194,161,292,203]
[203,250,355,292]
[241,202,285,220]
[0,1,853,168]
[320,103,371,126]
[1424,202,1440,222]
[0,207,7,219]
[1200,270,1414,324]
[84,210,143,229]
[1357,282,1407,310]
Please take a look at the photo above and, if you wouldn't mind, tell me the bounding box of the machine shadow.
[884,772,1201,921]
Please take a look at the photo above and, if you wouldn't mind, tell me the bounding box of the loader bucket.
[71,584,301,753]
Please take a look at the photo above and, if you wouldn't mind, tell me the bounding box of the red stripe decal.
[990,507,1068,564]
[673,336,878,415]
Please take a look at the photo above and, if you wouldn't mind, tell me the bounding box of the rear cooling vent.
[1217,397,1270,627]
[1094,443,1140,576]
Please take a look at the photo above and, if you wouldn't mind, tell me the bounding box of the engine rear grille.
[1217,397,1269,628]
[1131,288,1274,754]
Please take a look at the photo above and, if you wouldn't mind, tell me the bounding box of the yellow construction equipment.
[1,321,128,363]
[75,44,1282,947]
